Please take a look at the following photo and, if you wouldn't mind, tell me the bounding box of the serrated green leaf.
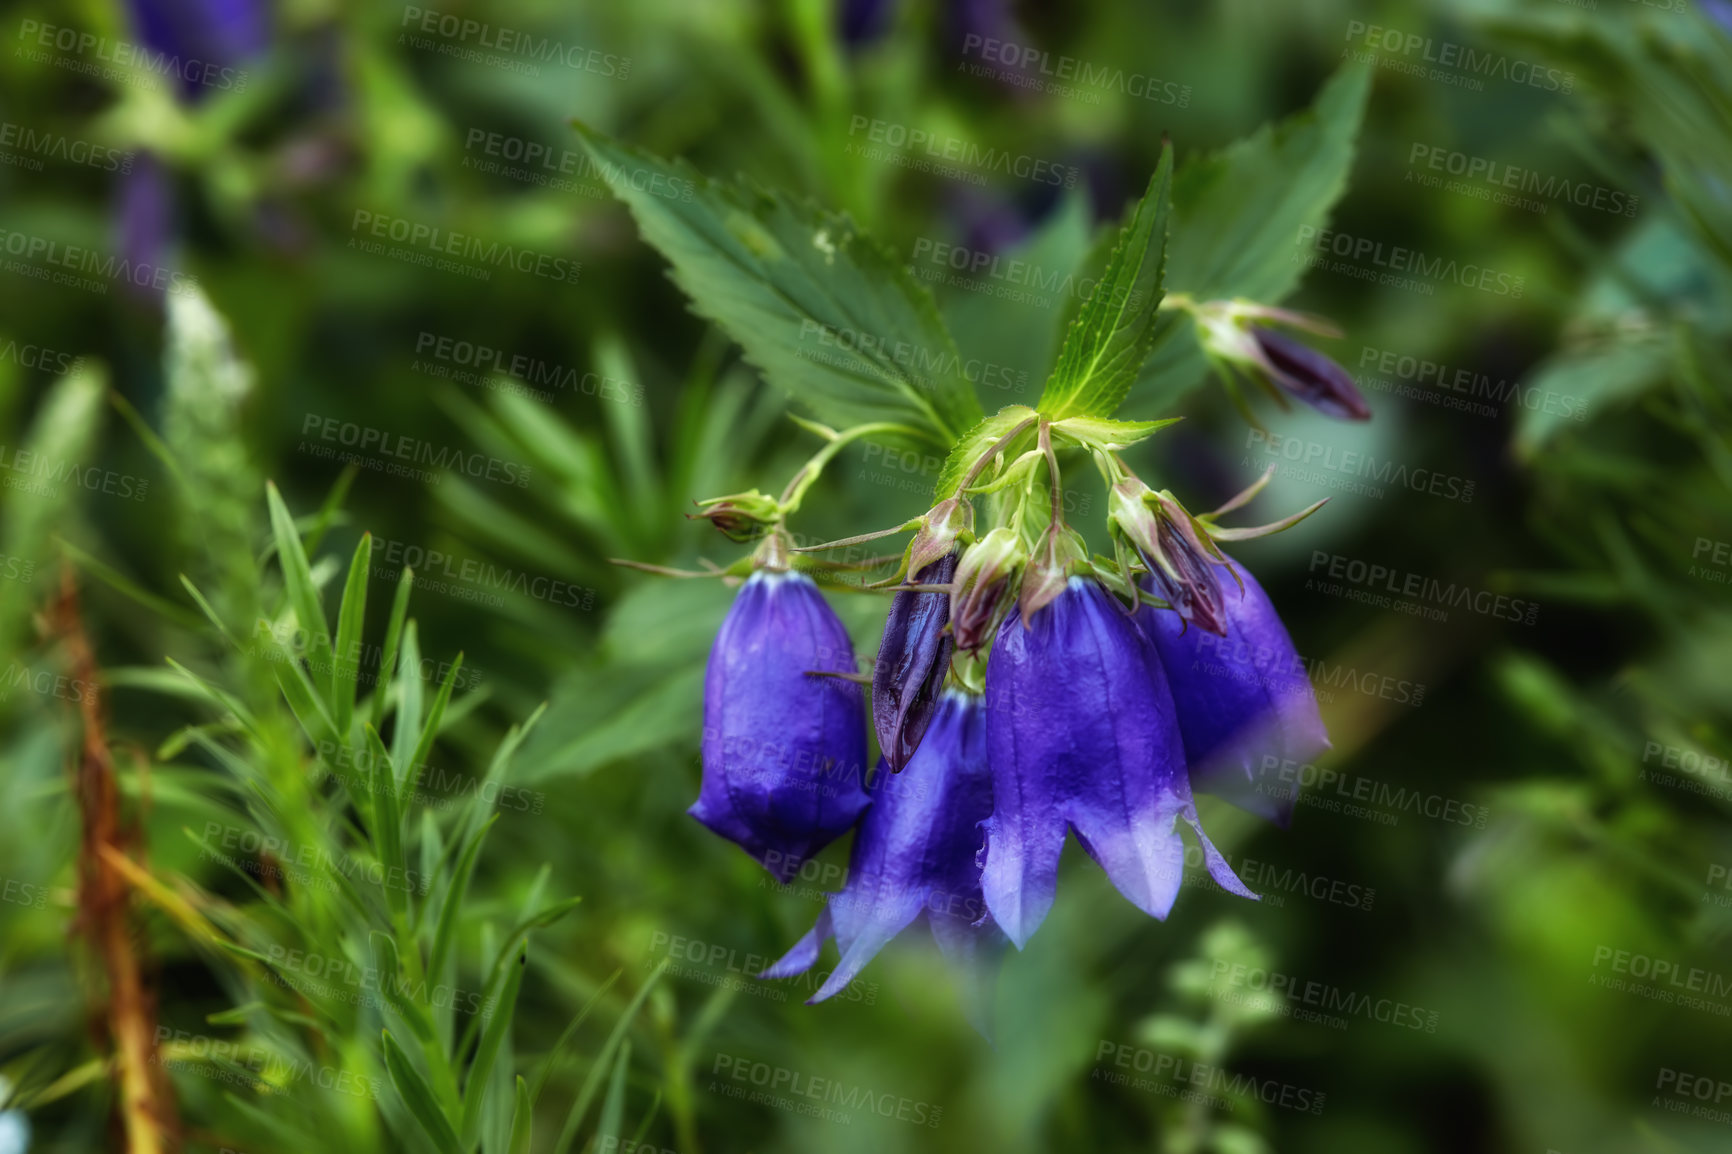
[574,123,982,443]
[1139,61,1371,408]
[1048,415,1179,451]
[933,405,1038,500]
[1037,144,1174,420]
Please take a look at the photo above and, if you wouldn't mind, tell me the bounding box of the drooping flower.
[1250,326,1371,421]
[691,570,870,881]
[981,578,1255,948]
[1109,478,1230,636]
[873,552,957,773]
[761,691,1002,1006]
[1139,558,1329,826]
[1187,299,1370,422]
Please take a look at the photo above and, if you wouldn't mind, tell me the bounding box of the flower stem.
[777,421,926,512]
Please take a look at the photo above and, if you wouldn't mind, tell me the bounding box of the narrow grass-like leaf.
[506,1076,534,1154]
[370,566,415,730]
[267,482,333,697]
[431,815,499,993]
[383,1029,464,1154]
[528,969,623,1104]
[366,725,407,914]
[392,622,425,775]
[553,962,668,1154]
[403,654,464,807]
[595,1041,632,1152]
[460,943,526,1146]
[332,532,373,738]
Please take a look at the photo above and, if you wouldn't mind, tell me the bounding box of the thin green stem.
[777,421,926,511]
[958,414,1038,494]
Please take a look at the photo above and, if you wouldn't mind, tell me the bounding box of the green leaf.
[1037,143,1174,420]
[933,405,1038,501]
[403,654,464,807]
[460,943,526,1147]
[594,1041,632,1152]
[332,532,372,739]
[430,815,499,995]
[370,565,415,730]
[1048,416,1180,452]
[382,1029,464,1154]
[266,482,333,697]
[1138,61,1372,408]
[552,962,667,1154]
[506,1076,534,1154]
[574,123,983,443]
[365,726,407,915]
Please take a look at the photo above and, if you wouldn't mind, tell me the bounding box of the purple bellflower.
[691,570,870,882]
[761,691,1002,1005]
[1139,558,1329,826]
[981,578,1255,948]
[873,552,957,772]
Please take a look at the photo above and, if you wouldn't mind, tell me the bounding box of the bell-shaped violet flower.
[692,570,870,882]
[761,691,1002,1005]
[981,578,1255,948]
[1139,558,1329,826]
[872,552,957,773]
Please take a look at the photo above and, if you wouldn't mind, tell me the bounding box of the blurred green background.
[2,0,1731,1151]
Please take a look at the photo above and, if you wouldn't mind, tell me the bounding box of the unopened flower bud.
[1191,300,1369,422]
[1133,491,1230,636]
[906,497,972,582]
[951,528,1026,651]
[691,490,782,542]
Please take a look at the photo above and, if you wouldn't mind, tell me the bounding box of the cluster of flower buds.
[667,408,1334,1013]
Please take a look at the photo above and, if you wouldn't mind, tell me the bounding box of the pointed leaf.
[382,1029,464,1154]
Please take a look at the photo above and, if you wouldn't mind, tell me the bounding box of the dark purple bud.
[1251,327,1371,421]
[691,571,870,881]
[1139,558,1329,826]
[981,579,1254,948]
[762,692,1002,1010]
[873,552,957,773]
[1143,516,1229,637]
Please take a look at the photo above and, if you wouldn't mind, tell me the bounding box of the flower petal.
[692,571,870,880]
[1141,559,1329,826]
